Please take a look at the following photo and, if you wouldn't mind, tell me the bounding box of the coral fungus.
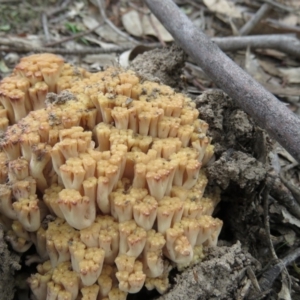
[0,53,222,300]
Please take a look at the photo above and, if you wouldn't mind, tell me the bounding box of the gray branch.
[212,35,300,58]
[144,0,300,163]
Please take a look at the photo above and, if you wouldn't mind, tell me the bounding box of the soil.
[158,242,260,300]
[0,226,21,299]
[130,43,186,89]
[196,90,267,190]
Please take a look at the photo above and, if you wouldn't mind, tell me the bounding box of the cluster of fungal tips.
[0,53,222,300]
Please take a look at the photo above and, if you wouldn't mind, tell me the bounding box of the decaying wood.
[144,0,300,163]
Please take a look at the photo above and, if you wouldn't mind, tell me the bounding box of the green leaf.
[79,37,89,46]
[65,22,80,34]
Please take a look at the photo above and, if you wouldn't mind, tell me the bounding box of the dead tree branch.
[144,0,300,163]
[212,35,300,58]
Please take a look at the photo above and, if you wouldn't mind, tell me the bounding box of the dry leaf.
[84,36,118,49]
[281,206,300,228]
[279,67,300,83]
[122,10,143,37]
[142,14,173,42]
[280,14,298,26]
[276,145,298,164]
[82,17,128,44]
[68,2,85,18]
[83,54,116,65]
[119,45,155,67]
[243,49,300,96]
[283,230,296,246]
[264,84,300,97]
[244,48,261,80]
[82,17,102,34]
[5,35,42,48]
[278,275,292,300]
[203,0,242,18]
[119,50,132,68]
[255,49,286,60]
[275,226,296,246]
[258,59,282,77]
[286,0,300,9]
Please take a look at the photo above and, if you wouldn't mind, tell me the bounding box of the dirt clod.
[159,242,259,300]
[196,89,267,191]
[196,90,258,156]
[208,151,266,191]
[130,44,186,88]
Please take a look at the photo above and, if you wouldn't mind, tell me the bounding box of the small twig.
[49,13,70,24]
[41,13,51,43]
[266,172,300,218]
[0,37,161,54]
[237,279,252,300]
[44,24,103,47]
[240,3,271,36]
[258,247,300,291]
[248,288,273,300]
[0,0,21,3]
[184,0,203,10]
[247,266,261,293]
[95,0,140,44]
[282,161,299,172]
[0,45,133,55]
[46,0,72,17]
[279,172,300,206]
[261,0,300,12]
[128,1,150,14]
[211,35,300,58]
[262,185,278,260]
[260,181,292,295]
[240,0,261,10]
[257,228,285,246]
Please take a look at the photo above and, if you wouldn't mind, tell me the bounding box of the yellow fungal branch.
[0,53,223,300]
